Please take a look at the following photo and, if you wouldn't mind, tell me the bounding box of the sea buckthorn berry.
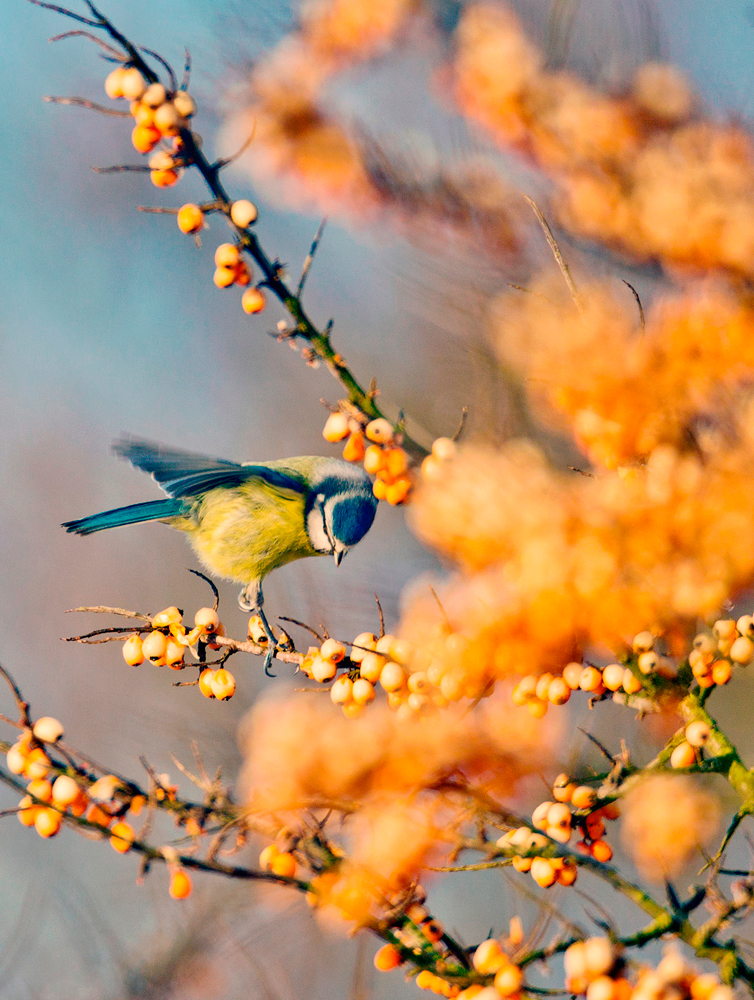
[531,801,553,830]
[165,638,186,668]
[382,447,408,480]
[534,672,553,701]
[330,675,353,705]
[379,661,406,692]
[311,656,338,683]
[373,478,389,500]
[142,82,167,108]
[151,168,179,188]
[713,619,737,641]
[241,287,266,314]
[711,659,732,685]
[177,203,204,234]
[234,261,251,286]
[27,778,53,803]
[120,67,146,101]
[132,124,161,153]
[376,634,397,656]
[730,636,754,664]
[18,795,39,826]
[230,198,258,227]
[169,868,192,899]
[670,741,696,769]
[584,938,615,977]
[87,803,113,828]
[473,938,507,974]
[571,786,598,810]
[363,444,386,474]
[373,943,403,971]
[172,90,196,118]
[148,150,175,172]
[591,840,613,863]
[270,851,297,878]
[692,976,724,1000]
[406,902,428,922]
[547,676,571,705]
[210,669,236,700]
[352,678,375,704]
[365,418,394,445]
[531,857,557,887]
[214,266,236,289]
[25,748,51,780]
[431,437,456,461]
[350,632,377,661]
[586,976,616,1000]
[585,814,606,839]
[343,431,366,463]
[51,775,80,808]
[360,652,386,683]
[142,630,168,664]
[342,701,366,718]
[198,668,215,698]
[322,412,350,443]
[737,615,754,638]
[693,634,716,656]
[122,634,145,666]
[421,455,443,481]
[321,638,346,662]
[622,669,642,694]
[6,742,29,775]
[494,964,523,996]
[602,664,624,691]
[546,801,572,831]
[110,821,135,853]
[32,717,64,743]
[105,66,128,99]
[259,843,280,870]
[132,102,155,127]
[637,651,659,674]
[553,774,577,802]
[563,662,584,689]
[632,631,655,653]
[527,698,547,718]
[579,666,603,691]
[387,476,414,505]
[194,607,220,633]
[215,243,240,268]
[154,102,184,136]
[421,919,444,942]
[35,807,62,838]
[685,720,711,747]
[557,861,578,886]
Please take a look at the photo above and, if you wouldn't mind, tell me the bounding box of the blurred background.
[2,1,754,996]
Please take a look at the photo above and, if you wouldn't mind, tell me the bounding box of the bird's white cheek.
[306,507,331,554]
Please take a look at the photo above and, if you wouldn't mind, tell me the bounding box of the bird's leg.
[238,580,278,676]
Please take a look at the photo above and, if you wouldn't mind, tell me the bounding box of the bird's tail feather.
[62,498,185,536]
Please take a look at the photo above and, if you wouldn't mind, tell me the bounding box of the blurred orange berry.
[591,840,613,863]
[473,938,507,974]
[241,287,266,314]
[259,843,280,870]
[215,243,240,268]
[322,411,350,443]
[198,668,215,698]
[230,199,258,227]
[154,101,184,136]
[214,266,236,289]
[352,677,376,704]
[711,660,733,685]
[6,742,29,775]
[330,675,353,705]
[172,91,196,118]
[373,478,389,500]
[360,651,386,683]
[602,664,624,691]
[25,748,51,781]
[563,662,584,689]
[671,741,696,769]
[343,432,366,463]
[131,124,161,153]
[365,419,394,444]
[51,775,80,808]
[27,778,53,804]
[556,861,578,886]
[142,82,167,108]
[530,857,557,887]
[169,868,192,899]
[35,807,62,838]
[234,261,252,286]
[87,803,113,829]
[122,634,145,666]
[177,203,204,234]
[104,66,127,99]
[120,67,146,101]
[622,669,643,694]
[385,476,412,506]
[17,795,39,826]
[494,965,523,996]
[382,447,408,480]
[32,717,64,743]
[270,851,297,878]
[572,786,598,810]
[132,101,155,127]
[379,661,405,692]
[363,444,386,475]
[421,918,444,942]
[110,821,135,853]
[373,943,403,971]
[151,168,179,188]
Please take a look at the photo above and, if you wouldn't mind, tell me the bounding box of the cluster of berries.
[211,239,267,316]
[121,606,236,700]
[565,939,733,1000]
[8,722,194,898]
[498,777,618,887]
[688,615,754,688]
[511,658,644,718]
[259,843,298,879]
[669,720,712,769]
[300,632,427,718]
[420,437,457,480]
[104,66,195,183]
[323,413,412,505]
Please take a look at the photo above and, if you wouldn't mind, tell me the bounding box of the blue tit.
[63,437,378,673]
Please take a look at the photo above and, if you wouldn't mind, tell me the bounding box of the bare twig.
[622,279,645,333]
[48,29,123,56]
[523,194,582,313]
[28,0,100,28]
[297,217,327,297]
[188,569,219,611]
[43,94,130,115]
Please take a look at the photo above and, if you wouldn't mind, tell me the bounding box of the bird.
[63,436,379,673]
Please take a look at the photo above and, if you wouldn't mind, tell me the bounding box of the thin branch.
[0,664,32,728]
[27,0,100,28]
[523,194,583,313]
[297,217,327,297]
[214,124,257,170]
[622,279,645,333]
[180,48,191,91]
[188,569,219,611]
[48,29,123,56]
[43,94,131,116]
[375,594,385,638]
[138,46,176,92]
[92,164,153,174]
[137,205,180,214]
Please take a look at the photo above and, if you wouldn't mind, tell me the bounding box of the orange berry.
[142,82,167,108]
[365,419,394,445]
[69,791,89,817]
[526,699,547,718]
[530,857,557,887]
[110,821,135,853]
[33,717,64,743]
[210,669,236,700]
[494,965,523,996]
[172,90,196,117]
[350,632,378,661]
[194,607,220,634]
[25,748,51,780]
[122,634,145,666]
[342,432,366,463]
[198,668,215,698]
[685,721,712,747]
[26,778,53,803]
[563,662,584,689]
[385,476,412,506]
[622,669,643,694]
[234,261,252,286]
[556,861,578,886]
[165,638,186,668]
[131,124,161,153]
[382,447,408,479]
[154,101,185,136]
[169,868,192,899]
[51,775,81,807]
[320,638,346,662]
[311,656,338,683]
[241,287,266,314]
[87,803,114,829]
[270,851,297,878]
[373,943,402,971]
[330,675,353,705]
[230,199,258,227]
[473,939,507,974]
[132,101,155,127]
[373,478,389,500]
[363,444,386,474]
[379,661,405,692]
[35,807,62,838]
[670,741,696,769]
[342,700,366,718]
[17,795,39,826]
[120,67,146,101]
[104,66,127,99]
[142,630,168,664]
[351,678,375,704]
[360,651,386,683]
[632,630,655,653]
[152,606,182,627]
[711,659,732,684]
[177,203,204,234]
[421,919,444,942]
[6,742,29,775]
[547,677,571,705]
[215,243,240,268]
[602,664,624,691]
[214,266,236,289]
[259,844,280,870]
[579,666,603,692]
[591,839,613,863]
[553,774,577,802]
[322,411,351,443]
[571,786,598,810]
[151,168,179,188]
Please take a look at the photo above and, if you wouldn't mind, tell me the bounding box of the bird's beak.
[333,549,344,567]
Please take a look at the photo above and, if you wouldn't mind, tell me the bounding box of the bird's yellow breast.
[168,479,319,583]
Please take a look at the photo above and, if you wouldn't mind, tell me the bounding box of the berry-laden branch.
[31,0,431,523]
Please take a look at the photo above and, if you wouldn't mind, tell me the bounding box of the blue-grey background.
[1,2,754,997]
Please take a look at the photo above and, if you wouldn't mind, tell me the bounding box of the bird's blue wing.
[113,437,306,499]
